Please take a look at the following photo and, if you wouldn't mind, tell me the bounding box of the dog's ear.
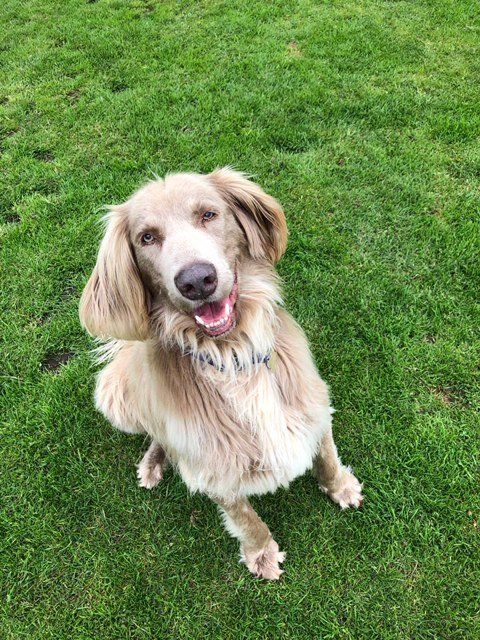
[209,168,288,263]
[79,204,149,340]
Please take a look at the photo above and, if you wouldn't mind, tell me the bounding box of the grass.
[1,0,479,637]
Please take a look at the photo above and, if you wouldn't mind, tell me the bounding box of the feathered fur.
[79,169,363,579]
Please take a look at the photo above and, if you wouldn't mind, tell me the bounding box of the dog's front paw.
[137,457,163,489]
[321,466,363,509]
[242,539,286,580]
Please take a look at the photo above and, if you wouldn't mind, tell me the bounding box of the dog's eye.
[202,211,216,222]
[141,233,155,245]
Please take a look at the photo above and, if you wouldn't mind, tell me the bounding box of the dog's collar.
[186,350,274,373]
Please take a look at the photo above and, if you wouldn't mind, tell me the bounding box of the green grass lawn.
[1,0,479,637]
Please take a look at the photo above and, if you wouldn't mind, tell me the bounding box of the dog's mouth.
[193,276,238,337]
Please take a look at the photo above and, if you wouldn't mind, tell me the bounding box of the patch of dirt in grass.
[131,0,156,16]
[36,312,50,326]
[427,207,446,220]
[110,80,128,93]
[66,89,81,104]
[41,351,75,372]
[32,149,54,162]
[429,385,468,406]
[3,210,21,223]
[0,128,18,151]
[61,285,78,300]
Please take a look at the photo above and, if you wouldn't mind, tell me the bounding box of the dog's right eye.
[141,233,155,245]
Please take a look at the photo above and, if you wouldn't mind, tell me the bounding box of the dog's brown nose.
[174,262,218,300]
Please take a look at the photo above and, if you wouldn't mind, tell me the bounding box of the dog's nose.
[174,262,218,300]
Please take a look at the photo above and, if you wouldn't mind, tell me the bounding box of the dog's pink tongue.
[195,297,229,323]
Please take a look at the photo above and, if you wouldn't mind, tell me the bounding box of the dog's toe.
[321,467,364,509]
[137,459,163,489]
[242,539,286,580]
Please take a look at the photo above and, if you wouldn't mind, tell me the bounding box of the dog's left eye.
[141,233,155,245]
[202,211,216,222]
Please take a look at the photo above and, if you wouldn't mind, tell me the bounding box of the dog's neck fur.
[149,260,282,377]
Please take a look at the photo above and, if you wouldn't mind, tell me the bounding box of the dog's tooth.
[195,315,206,326]
[225,303,231,316]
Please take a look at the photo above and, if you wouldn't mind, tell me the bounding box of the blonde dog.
[79,169,363,579]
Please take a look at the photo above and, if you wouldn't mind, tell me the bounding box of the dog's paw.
[242,539,286,580]
[321,466,363,509]
[137,458,163,489]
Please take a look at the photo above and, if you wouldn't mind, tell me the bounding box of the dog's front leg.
[137,440,169,489]
[314,428,363,509]
[215,497,285,580]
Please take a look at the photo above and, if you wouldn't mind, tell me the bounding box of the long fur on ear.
[209,168,288,263]
[79,205,149,340]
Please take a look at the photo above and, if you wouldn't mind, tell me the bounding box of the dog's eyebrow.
[193,199,220,213]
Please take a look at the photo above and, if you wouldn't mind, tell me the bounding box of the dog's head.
[79,168,287,341]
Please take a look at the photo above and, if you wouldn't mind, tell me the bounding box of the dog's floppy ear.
[79,204,149,340]
[209,168,288,263]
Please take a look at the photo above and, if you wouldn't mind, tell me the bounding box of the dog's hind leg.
[313,429,363,509]
[215,497,285,580]
[137,440,169,489]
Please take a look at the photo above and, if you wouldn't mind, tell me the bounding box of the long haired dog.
[79,169,363,579]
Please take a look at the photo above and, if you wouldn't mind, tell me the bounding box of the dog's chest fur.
[148,325,332,500]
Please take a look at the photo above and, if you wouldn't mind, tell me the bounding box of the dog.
[79,168,363,579]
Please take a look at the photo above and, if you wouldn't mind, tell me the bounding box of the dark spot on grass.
[31,177,58,196]
[32,149,54,162]
[272,138,311,154]
[0,96,8,105]
[66,89,81,103]
[427,207,445,220]
[36,312,50,326]
[41,351,75,373]
[61,284,77,300]
[429,385,468,407]
[110,80,128,93]
[141,2,156,13]
[131,0,156,16]
[190,509,201,525]
[0,128,18,150]
[4,211,21,223]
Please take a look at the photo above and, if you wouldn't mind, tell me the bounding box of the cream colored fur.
[80,168,363,580]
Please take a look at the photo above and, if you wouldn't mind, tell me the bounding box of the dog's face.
[129,173,242,337]
[80,169,288,341]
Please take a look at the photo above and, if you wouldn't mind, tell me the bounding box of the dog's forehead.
[129,173,221,222]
